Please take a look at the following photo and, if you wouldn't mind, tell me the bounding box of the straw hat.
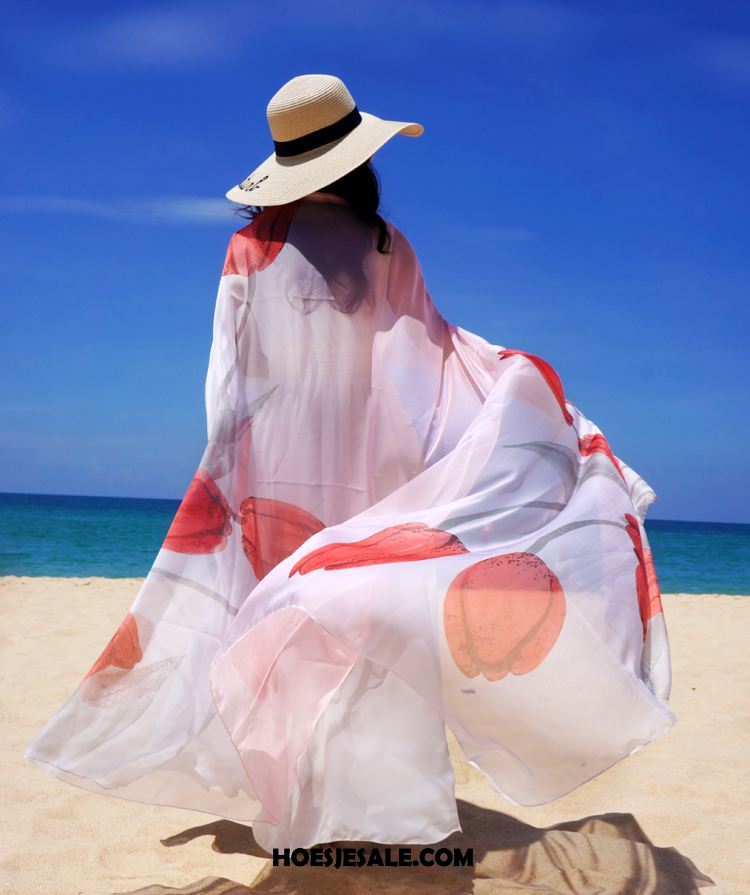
[225,74,423,207]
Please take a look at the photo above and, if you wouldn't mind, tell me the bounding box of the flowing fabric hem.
[22,750,260,825]
[209,593,677,842]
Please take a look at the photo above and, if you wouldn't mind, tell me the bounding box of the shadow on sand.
[113,798,714,895]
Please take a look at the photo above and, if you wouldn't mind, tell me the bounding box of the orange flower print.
[289,522,469,577]
[579,433,626,482]
[624,513,664,640]
[163,470,233,554]
[240,497,325,580]
[498,349,574,425]
[83,612,143,679]
[444,552,566,681]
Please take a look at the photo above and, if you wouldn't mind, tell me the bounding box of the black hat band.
[273,106,362,158]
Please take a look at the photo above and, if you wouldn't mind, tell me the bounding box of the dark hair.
[234,158,392,254]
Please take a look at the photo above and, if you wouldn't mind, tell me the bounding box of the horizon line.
[1,490,747,528]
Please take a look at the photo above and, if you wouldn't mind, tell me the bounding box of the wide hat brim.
[225,111,423,207]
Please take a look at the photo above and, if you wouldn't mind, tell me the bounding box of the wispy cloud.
[0,90,16,127]
[455,223,538,244]
[693,35,750,91]
[10,1,748,104]
[95,9,227,67]
[0,194,536,240]
[45,7,234,69]
[465,0,600,47]
[0,196,238,225]
[14,0,603,72]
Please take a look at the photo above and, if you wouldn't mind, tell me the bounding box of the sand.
[1,576,747,894]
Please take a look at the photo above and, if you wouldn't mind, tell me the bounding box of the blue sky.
[1,1,748,522]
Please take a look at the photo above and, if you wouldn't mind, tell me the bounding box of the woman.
[25,74,674,852]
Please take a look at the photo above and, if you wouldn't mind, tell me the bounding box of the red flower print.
[222,201,302,276]
[579,433,626,482]
[624,513,664,640]
[83,612,143,679]
[289,522,469,577]
[444,552,566,681]
[241,497,325,580]
[163,470,233,554]
[498,349,574,425]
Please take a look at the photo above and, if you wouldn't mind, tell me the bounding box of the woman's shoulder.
[385,218,409,246]
[384,219,423,274]
[222,202,302,276]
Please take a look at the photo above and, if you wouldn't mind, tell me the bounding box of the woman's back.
[231,195,386,383]
[208,194,467,522]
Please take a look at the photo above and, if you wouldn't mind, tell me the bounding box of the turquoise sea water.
[0,492,748,594]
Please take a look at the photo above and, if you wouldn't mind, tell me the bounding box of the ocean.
[1,492,748,594]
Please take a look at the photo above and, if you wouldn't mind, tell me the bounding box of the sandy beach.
[2,576,747,894]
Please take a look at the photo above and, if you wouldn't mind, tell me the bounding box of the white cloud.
[0,195,239,225]
[89,8,229,67]
[693,35,750,91]
[38,5,238,70]
[455,223,538,243]
[19,0,603,72]
[476,0,600,46]
[0,90,17,127]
